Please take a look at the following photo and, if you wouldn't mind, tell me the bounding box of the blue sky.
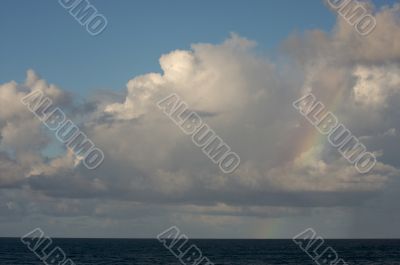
[1,0,400,238]
[1,0,339,95]
[1,0,396,95]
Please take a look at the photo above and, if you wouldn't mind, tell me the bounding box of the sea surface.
[0,238,399,264]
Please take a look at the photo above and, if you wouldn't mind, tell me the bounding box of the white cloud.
[1,4,400,237]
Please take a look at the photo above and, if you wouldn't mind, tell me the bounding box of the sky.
[1,0,338,94]
[0,0,400,238]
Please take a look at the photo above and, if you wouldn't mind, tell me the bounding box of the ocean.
[0,238,399,264]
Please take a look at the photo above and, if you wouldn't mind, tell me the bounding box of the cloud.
[0,4,400,237]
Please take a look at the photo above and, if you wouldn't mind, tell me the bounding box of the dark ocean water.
[0,238,399,265]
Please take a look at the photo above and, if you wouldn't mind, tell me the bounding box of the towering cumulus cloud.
[0,4,400,237]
